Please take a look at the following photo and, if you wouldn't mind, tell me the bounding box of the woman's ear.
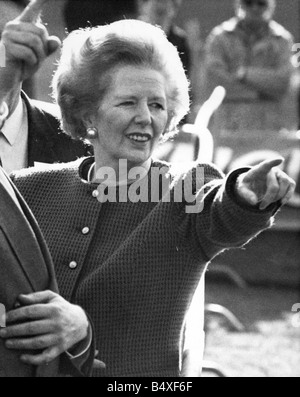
[81,110,97,131]
[80,109,100,141]
[86,127,99,140]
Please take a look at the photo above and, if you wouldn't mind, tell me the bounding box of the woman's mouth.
[127,133,152,143]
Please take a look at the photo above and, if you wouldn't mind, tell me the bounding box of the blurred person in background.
[203,0,300,205]
[0,86,94,379]
[64,0,137,32]
[138,0,191,77]
[138,0,194,121]
[0,0,91,175]
[204,0,296,131]
[204,0,294,104]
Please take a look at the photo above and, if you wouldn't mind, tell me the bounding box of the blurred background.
[36,0,300,103]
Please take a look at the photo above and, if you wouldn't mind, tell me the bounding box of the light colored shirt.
[0,97,28,174]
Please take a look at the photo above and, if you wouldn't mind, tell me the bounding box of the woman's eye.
[121,101,135,106]
[151,103,165,110]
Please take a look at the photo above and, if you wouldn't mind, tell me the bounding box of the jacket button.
[82,227,90,235]
[69,261,78,270]
[92,190,99,198]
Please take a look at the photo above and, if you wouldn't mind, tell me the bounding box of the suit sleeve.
[59,314,96,377]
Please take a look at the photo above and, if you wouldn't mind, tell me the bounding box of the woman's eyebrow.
[151,96,166,102]
[114,95,166,102]
[114,95,136,101]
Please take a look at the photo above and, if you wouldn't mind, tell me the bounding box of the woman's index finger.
[254,158,284,176]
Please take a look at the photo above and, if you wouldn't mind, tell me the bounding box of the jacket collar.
[21,91,57,167]
[1,97,25,146]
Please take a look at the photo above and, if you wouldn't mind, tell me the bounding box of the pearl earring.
[86,127,98,140]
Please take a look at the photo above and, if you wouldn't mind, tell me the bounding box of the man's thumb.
[47,36,61,57]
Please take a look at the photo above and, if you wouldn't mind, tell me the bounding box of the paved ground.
[203,281,300,377]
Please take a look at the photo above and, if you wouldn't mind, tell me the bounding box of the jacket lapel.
[0,172,60,377]
[0,178,56,293]
[22,92,57,167]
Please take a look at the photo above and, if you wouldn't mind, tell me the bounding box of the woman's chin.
[121,150,153,167]
[126,155,151,167]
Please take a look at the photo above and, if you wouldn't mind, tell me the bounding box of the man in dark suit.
[0,101,58,376]
[0,162,95,377]
[0,1,95,376]
[0,101,94,377]
[23,92,92,168]
[0,164,60,377]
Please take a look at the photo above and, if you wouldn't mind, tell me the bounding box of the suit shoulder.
[23,93,92,160]
[11,159,84,187]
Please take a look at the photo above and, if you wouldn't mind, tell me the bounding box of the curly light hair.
[52,19,190,140]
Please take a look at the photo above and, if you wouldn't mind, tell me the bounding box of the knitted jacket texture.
[12,158,276,377]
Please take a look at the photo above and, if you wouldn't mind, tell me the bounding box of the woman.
[2,19,295,377]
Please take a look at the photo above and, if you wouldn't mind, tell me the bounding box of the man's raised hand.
[1,0,61,82]
[17,0,49,23]
[17,0,61,56]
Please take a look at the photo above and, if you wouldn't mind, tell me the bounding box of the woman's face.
[91,65,169,169]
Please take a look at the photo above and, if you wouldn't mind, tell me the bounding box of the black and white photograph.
[0,0,299,380]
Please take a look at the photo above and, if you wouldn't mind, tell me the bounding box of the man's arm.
[0,0,60,115]
[204,32,258,101]
[204,31,294,101]
[0,291,96,376]
[237,37,294,99]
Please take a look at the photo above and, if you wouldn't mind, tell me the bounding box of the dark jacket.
[22,92,92,167]
[0,169,95,377]
[0,169,60,377]
[168,25,191,76]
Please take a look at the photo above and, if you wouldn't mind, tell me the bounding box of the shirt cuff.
[65,323,93,361]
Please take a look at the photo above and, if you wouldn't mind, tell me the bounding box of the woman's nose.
[134,103,152,125]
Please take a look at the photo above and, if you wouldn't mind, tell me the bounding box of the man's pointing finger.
[17,0,49,23]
